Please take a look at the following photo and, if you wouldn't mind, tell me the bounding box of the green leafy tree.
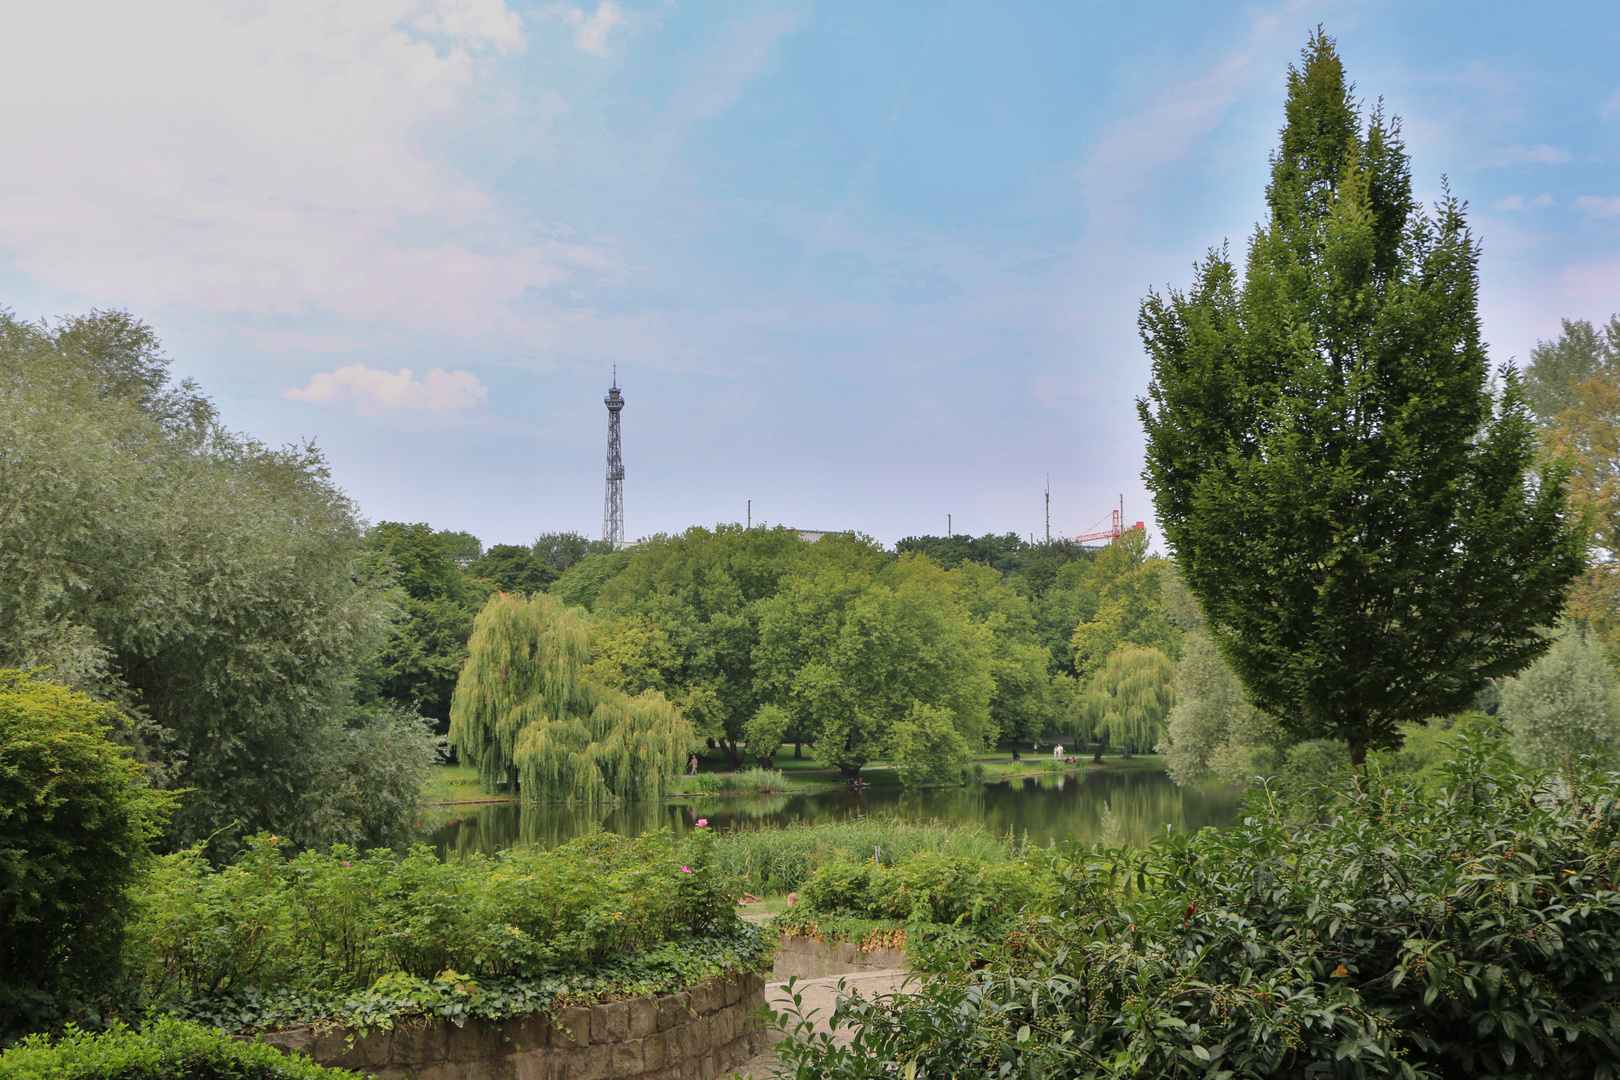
[1537,322,1620,666]
[1071,647,1176,758]
[356,522,492,728]
[533,531,614,573]
[594,525,818,766]
[757,552,994,776]
[1068,530,1180,683]
[894,532,1029,576]
[0,310,401,853]
[947,562,1062,742]
[433,529,483,570]
[551,549,635,611]
[1523,314,1620,423]
[888,703,971,787]
[1,672,174,1030]
[1500,620,1620,775]
[1138,34,1583,767]
[467,543,558,595]
[743,703,790,767]
[448,592,689,803]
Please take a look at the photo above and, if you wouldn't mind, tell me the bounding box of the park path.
[727,967,914,1079]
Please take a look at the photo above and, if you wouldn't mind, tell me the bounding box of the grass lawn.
[419,762,503,805]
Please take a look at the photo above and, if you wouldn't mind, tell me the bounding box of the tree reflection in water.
[420,768,1241,859]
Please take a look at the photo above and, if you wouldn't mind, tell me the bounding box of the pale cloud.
[1493,194,1525,211]
[545,2,626,57]
[0,0,609,336]
[1075,0,1315,234]
[1575,196,1620,217]
[1601,89,1620,121]
[284,364,489,413]
[1480,144,1571,166]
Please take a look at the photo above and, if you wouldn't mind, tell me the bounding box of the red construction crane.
[1069,509,1145,546]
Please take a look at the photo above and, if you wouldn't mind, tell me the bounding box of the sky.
[3,0,1618,550]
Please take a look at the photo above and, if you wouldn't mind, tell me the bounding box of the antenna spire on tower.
[603,374,625,545]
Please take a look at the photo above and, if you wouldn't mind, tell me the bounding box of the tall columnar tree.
[1138,33,1583,767]
[448,592,689,803]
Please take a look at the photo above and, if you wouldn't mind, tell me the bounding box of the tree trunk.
[793,741,802,759]
[1092,742,1104,764]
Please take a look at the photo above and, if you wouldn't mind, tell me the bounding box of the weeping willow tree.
[1070,646,1177,759]
[448,593,690,804]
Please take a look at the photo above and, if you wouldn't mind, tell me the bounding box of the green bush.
[708,816,1013,895]
[796,852,1050,928]
[0,673,174,1037]
[729,767,790,793]
[126,827,735,1001]
[772,738,1620,1078]
[0,1016,352,1079]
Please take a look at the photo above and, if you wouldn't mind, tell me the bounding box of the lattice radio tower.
[602,369,625,545]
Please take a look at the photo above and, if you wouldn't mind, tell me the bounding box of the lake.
[421,766,1243,858]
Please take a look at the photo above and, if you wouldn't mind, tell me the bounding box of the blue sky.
[3,0,1618,548]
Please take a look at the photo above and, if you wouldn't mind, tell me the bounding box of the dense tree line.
[0,311,441,856]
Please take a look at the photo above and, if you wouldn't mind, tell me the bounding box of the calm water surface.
[422,768,1242,858]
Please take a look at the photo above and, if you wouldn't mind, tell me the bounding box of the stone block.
[552,1007,592,1049]
[668,1021,694,1063]
[723,976,742,1007]
[654,994,678,1033]
[571,1043,611,1080]
[312,1026,383,1071]
[641,1030,668,1072]
[257,1028,315,1057]
[629,996,658,1038]
[390,1020,447,1065]
[446,1019,501,1061]
[502,1013,551,1053]
[610,1039,644,1077]
[596,999,631,1042]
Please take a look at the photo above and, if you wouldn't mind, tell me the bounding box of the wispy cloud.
[1574,195,1620,217]
[284,365,489,414]
[0,0,610,337]
[1480,144,1571,166]
[544,2,626,57]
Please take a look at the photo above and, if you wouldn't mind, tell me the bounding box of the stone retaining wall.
[770,934,908,981]
[255,971,767,1080]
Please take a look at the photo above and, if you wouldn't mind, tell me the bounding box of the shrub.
[0,1016,353,1079]
[729,767,789,793]
[772,738,1620,1078]
[708,816,1013,895]
[125,827,736,1001]
[0,672,174,1037]
[796,852,1050,928]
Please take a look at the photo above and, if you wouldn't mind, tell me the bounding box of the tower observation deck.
[602,375,625,546]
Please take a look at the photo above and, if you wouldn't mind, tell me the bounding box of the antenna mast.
[602,369,625,546]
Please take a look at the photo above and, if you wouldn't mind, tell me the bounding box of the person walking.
[688,754,699,776]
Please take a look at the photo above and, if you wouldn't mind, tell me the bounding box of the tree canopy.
[0,309,436,853]
[1138,33,1583,765]
[448,592,689,803]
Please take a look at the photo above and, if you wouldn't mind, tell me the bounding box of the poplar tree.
[448,592,689,803]
[1138,32,1583,767]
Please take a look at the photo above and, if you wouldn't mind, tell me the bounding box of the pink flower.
[681,866,692,874]
[695,818,709,827]
[343,861,352,867]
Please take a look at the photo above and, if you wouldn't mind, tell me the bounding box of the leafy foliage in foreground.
[0,673,174,1041]
[771,740,1620,1079]
[127,829,735,1003]
[774,849,1053,973]
[0,1016,355,1079]
[708,816,1014,896]
[161,922,772,1035]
